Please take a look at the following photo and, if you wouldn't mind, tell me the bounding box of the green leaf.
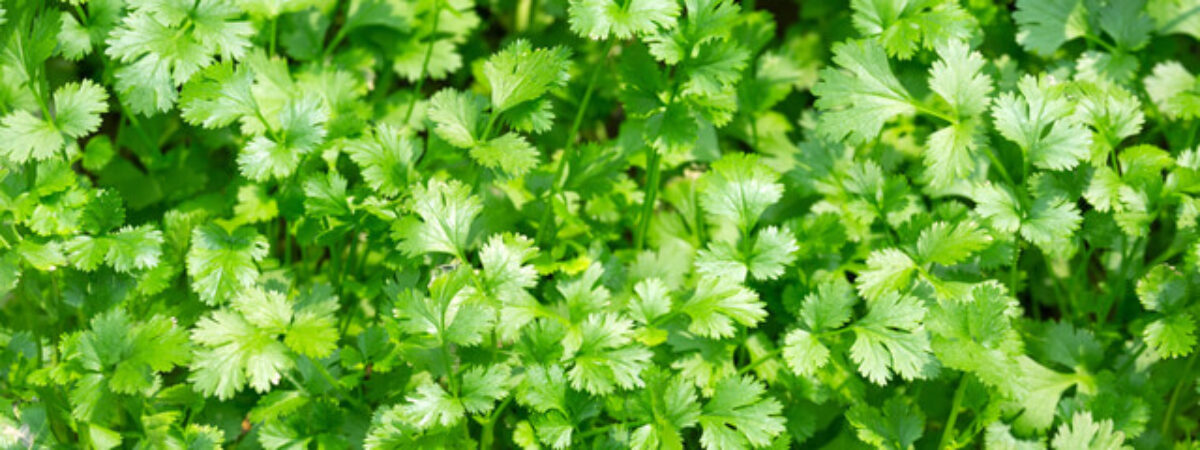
[428,89,488,148]
[1143,314,1197,358]
[925,40,992,187]
[850,0,975,59]
[782,329,830,377]
[400,376,465,429]
[856,248,917,301]
[53,79,109,139]
[568,0,680,40]
[1144,61,1200,121]
[629,370,700,450]
[992,75,1092,171]
[186,224,270,305]
[345,124,420,197]
[395,268,493,346]
[915,220,991,266]
[179,61,257,129]
[813,39,915,144]
[1051,412,1131,450]
[478,233,539,305]
[563,313,653,395]
[105,225,164,273]
[697,376,785,450]
[106,0,254,114]
[846,395,925,450]
[699,153,783,231]
[397,179,481,258]
[302,171,351,218]
[459,364,513,414]
[680,278,767,339]
[483,39,571,114]
[0,111,64,163]
[850,291,932,384]
[238,96,328,181]
[1013,0,1087,56]
[470,132,539,177]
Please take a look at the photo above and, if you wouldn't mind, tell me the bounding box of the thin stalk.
[633,144,663,251]
[534,38,617,247]
[939,375,968,450]
[1162,350,1200,438]
[402,1,444,123]
[478,396,512,449]
[737,348,783,376]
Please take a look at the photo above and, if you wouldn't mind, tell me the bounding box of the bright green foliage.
[189,286,338,399]
[0,79,108,163]
[7,0,1200,448]
[813,39,914,143]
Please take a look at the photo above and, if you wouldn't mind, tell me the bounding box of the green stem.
[912,102,957,124]
[633,144,663,251]
[478,396,512,449]
[534,38,617,247]
[737,348,783,376]
[939,375,968,450]
[402,1,444,123]
[1162,350,1200,438]
[480,112,500,143]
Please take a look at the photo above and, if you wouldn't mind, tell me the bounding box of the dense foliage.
[3,0,1200,448]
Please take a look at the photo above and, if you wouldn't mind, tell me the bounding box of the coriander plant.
[1,0,1199,448]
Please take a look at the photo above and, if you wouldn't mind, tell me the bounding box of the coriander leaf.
[302,171,351,218]
[680,278,767,339]
[563,313,652,395]
[915,220,991,266]
[1144,61,1200,121]
[106,0,254,114]
[781,329,830,377]
[106,225,164,272]
[179,61,257,129]
[813,39,915,144]
[345,124,420,197]
[925,41,992,187]
[478,233,539,305]
[470,132,539,177]
[699,153,783,232]
[1051,412,1131,450]
[53,79,109,139]
[973,182,1023,234]
[846,395,925,450]
[396,178,481,258]
[483,39,571,114]
[395,268,493,347]
[629,370,700,450]
[238,96,328,181]
[697,376,785,450]
[458,364,512,414]
[568,0,680,40]
[992,75,1092,171]
[428,89,487,148]
[1013,0,1088,57]
[851,0,975,59]
[190,286,339,399]
[186,224,270,305]
[0,79,108,163]
[400,376,465,429]
[850,291,932,384]
[0,111,63,163]
[856,248,916,301]
[1144,315,1197,358]
[629,277,672,324]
